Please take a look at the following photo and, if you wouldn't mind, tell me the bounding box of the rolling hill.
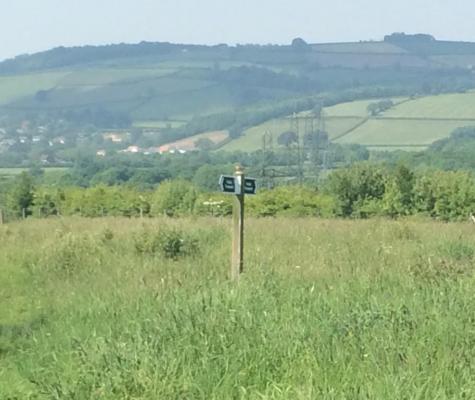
[221,92,475,152]
[2,33,475,162]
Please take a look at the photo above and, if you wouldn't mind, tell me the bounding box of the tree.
[7,172,35,217]
[151,180,198,217]
[278,131,298,147]
[291,38,311,52]
[193,164,233,191]
[195,138,214,151]
[324,164,386,217]
[382,165,415,217]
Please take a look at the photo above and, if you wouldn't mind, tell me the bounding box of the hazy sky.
[1,0,474,61]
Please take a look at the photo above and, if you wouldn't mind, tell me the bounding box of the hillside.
[1,33,475,165]
[221,92,475,152]
[1,35,475,125]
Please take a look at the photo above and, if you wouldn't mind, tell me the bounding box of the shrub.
[133,227,200,259]
[151,180,198,217]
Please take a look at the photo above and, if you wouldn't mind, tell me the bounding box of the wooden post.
[0,209,4,225]
[22,208,26,220]
[231,165,245,281]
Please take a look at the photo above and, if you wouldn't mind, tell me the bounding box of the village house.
[52,136,66,145]
[103,132,128,143]
[120,145,141,153]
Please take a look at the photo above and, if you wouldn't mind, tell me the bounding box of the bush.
[151,180,198,217]
[248,186,337,217]
[133,227,200,259]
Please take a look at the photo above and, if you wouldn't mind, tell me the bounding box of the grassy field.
[324,97,408,117]
[161,130,229,151]
[384,92,475,119]
[0,71,68,105]
[221,117,364,152]
[133,120,188,129]
[1,217,475,398]
[222,93,475,152]
[335,119,469,147]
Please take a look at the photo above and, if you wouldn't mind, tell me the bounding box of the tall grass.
[1,217,475,399]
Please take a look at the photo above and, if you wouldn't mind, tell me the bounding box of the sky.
[1,0,474,61]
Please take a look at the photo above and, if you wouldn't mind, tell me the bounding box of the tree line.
[2,164,475,222]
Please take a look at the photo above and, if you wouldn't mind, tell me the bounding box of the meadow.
[1,216,475,399]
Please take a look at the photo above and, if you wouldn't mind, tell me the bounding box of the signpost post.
[219,165,257,281]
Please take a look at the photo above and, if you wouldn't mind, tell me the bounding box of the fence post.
[0,209,4,225]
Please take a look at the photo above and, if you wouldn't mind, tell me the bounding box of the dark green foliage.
[6,172,34,217]
[133,227,199,259]
[277,131,298,147]
[324,164,386,217]
[151,180,198,217]
[367,99,394,115]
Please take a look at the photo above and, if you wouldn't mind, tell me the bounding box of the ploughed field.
[1,217,475,398]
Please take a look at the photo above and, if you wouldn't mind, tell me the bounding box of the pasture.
[335,119,469,147]
[220,116,364,152]
[323,97,408,117]
[1,217,475,398]
[0,71,68,105]
[221,93,475,152]
[384,92,475,119]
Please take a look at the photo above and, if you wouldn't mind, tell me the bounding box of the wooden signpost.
[219,165,257,281]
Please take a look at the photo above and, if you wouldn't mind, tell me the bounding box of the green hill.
[221,92,475,152]
[1,34,475,126]
[2,34,475,165]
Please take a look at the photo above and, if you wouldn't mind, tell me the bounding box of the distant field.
[368,145,428,152]
[384,92,475,119]
[324,97,408,117]
[0,71,68,105]
[0,167,68,176]
[162,130,229,151]
[430,55,475,68]
[221,116,365,152]
[335,119,468,147]
[133,120,187,129]
[0,66,239,121]
[221,93,475,152]
[312,41,407,54]
[333,92,475,149]
[57,68,177,87]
